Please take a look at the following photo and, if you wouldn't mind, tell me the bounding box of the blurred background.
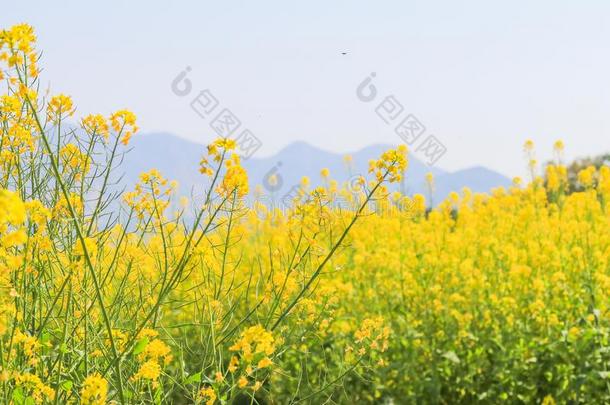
[2,0,609,180]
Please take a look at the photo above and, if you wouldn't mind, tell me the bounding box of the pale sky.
[3,0,609,177]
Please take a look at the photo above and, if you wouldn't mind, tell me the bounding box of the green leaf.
[60,380,73,391]
[12,387,25,405]
[185,372,202,385]
[133,337,149,355]
[154,385,162,405]
[40,332,51,345]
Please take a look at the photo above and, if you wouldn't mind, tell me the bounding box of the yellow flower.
[60,143,91,178]
[109,109,138,145]
[542,395,556,405]
[198,386,217,405]
[425,172,434,184]
[229,325,275,362]
[0,189,26,226]
[81,114,110,140]
[553,140,564,152]
[578,166,596,188]
[217,154,249,197]
[257,357,272,369]
[267,173,279,187]
[81,374,108,405]
[0,24,38,76]
[228,356,239,373]
[139,338,173,364]
[47,94,75,122]
[237,376,248,388]
[213,138,237,151]
[199,156,214,176]
[14,373,55,403]
[368,146,408,183]
[13,330,40,365]
[132,360,162,386]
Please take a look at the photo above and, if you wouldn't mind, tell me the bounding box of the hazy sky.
[3,1,609,177]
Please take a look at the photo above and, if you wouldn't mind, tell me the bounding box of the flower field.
[2,24,610,404]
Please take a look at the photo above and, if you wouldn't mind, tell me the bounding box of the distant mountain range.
[121,133,511,204]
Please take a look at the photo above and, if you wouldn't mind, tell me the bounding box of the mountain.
[121,132,512,205]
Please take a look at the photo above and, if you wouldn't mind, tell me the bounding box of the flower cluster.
[0,23,38,77]
[60,143,91,179]
[0,190,26,334]
[110,109,138,145]
[197,385,217,405]
[132,359,162,387]
[13,372,55,403]
[218,154,249,198]
[81,114,110,140]
[368,144,408,183]
[228,325,275,391]
[81,374,108,405]
[137,329,173,365]
[46,94,76,123]
[124,169,176,220]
